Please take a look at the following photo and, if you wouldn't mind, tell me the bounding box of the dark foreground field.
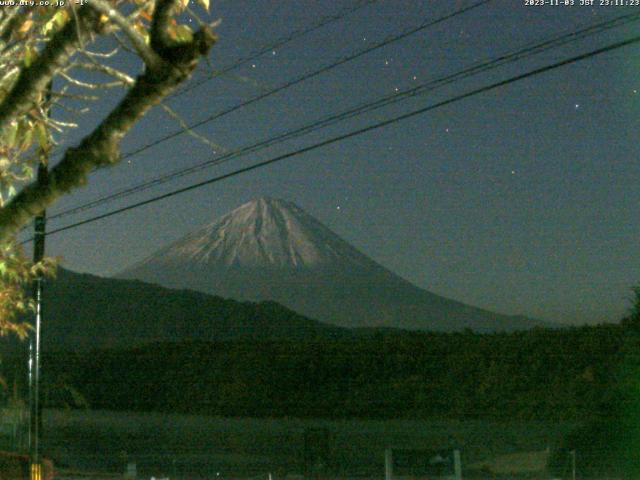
[39,409,575,479]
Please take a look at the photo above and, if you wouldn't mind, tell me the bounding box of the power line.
[169,0,378,99]
[47,10,640,222]
[44,0,378,162]
[28,32,640,242]
[44,0,491,220]
[97,0,493,163]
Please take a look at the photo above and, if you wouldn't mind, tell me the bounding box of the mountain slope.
[29,268,349,352]
[118,198,546,332]
[131,197,378,269]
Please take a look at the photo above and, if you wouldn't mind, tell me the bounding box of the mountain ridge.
[6,267,349,353]
[126,197,379,270]
[118,197,548,332]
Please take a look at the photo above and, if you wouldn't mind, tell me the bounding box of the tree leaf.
[175,24,193,43]
[19,127,33,152]
[18,19,33,35]
[54,10,69,28]
[35,122,48,150]
[43,10,68,35]
[4,121,18,147]
[24,46,33,67]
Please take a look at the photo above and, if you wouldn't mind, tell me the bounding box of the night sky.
[29,0,640,326]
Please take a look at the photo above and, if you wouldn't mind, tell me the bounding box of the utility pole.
[29,84,51,480]
[29,166,46,480]
[570,449,576,480]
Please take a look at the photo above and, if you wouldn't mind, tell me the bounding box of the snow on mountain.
[139,197,375,270]
[118,197,547,332]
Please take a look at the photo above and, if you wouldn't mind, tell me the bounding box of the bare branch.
[70,61,135,85]
[159,102,226,153]
[54,101,90,116]
[112,32,138,55]
[0,6,99,133]
[185,5,208,29]
[69,3,87,48]
[82,47,119,58]
[0,11,217,242]
[60,71,128,89]
[47,118,79,130]
[51,91,100,102]
[0,66,19,87]
[89,0,162,70]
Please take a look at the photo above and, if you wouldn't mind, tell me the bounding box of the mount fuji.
[117,198,545,332]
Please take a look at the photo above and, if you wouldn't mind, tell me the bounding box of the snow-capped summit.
[151,197,374,269]
[118,198,546,332]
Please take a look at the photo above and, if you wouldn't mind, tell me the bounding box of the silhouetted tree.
[0,0,217,335]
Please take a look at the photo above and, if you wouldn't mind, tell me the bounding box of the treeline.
[33,323,630,421]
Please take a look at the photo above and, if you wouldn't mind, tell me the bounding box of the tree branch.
[150,0,177,53]
[0,6,98,133]
[71,60,135,85]
[89,0,163,70]
[0,9,217,244]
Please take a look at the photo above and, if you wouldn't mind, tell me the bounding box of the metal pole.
[453,450,462,480]
[570,449,576,480]
[29,83,50,480]
[29,163,47,480]
[384,449,393,480]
